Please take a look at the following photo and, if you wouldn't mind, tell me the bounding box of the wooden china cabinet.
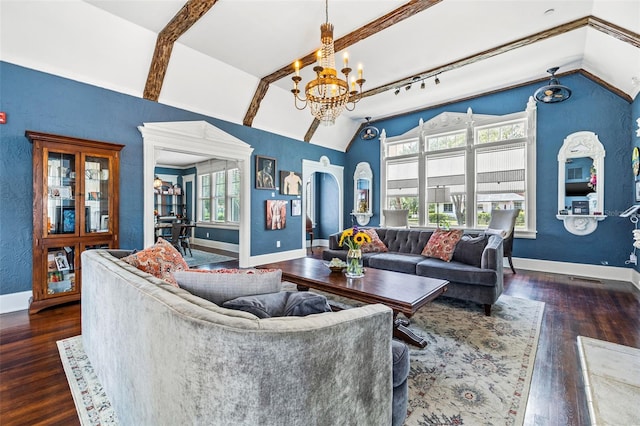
[26,131,124,314]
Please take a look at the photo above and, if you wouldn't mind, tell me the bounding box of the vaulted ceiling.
[2,0,639,153]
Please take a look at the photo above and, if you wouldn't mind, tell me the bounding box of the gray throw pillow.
[223,292,331,318]
[173,268,282,305]
[452,235,488,268]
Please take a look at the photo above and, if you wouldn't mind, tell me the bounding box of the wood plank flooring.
[1,248,638,425]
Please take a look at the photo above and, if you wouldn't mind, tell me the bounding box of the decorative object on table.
[280,171,302,195]
[255,155,276,189]
[338,226,372,278]
[325,258,347,273]
[633,146,640,177]
[265,199,287,230]
[572,200,590,215]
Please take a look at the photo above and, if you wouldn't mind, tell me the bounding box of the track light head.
[434,75,440,85]
[394,88,400,95]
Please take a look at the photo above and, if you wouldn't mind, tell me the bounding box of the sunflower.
[339,227,372,250]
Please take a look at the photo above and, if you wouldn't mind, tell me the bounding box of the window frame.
[196,160,241,227]
[380,101,537,238]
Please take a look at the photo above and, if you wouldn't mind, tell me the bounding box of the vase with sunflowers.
[339,226,371,278]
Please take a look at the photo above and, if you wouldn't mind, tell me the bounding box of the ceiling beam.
[143,0,219,101]
[242,0,443,127]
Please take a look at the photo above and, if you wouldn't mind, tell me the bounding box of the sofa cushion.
[368,253,425,274]
[222,291,331,318]
[416,258,497,287]
[121,237,188,286]
[361,228,388,253]
[421,229,464,261]
[381,229,432,254]
[452,235,488,268]
[173,268,282,305]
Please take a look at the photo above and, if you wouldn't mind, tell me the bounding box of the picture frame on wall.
[266,200,287,230]
[291,199,302,216]
[256,156,276,189]
[635,181,640,202]
[280,171,303,195]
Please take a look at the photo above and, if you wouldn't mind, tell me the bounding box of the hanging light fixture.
[153,176,163,189]
[292,0,365,125]
[534,67,572,103]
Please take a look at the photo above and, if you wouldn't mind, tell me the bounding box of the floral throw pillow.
[361,229,388,253]
[121,237,188,286]
[421,229,464,262]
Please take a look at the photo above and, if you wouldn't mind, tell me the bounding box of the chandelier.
[292,0,365,125]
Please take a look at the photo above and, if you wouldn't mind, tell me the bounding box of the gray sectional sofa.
[81,249,399,425]
[323,228,504,315]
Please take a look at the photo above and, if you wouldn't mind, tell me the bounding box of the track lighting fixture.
[391,73,443,95]
[420,81,426,89]
[405,84,411,91]
[394,88,400,95]
[434,75,440,85]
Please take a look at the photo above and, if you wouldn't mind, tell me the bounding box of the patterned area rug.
[183,249,235,267]
[57,294,543,426]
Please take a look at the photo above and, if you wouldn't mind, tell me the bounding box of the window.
[381,104,536,236]
[197,160,240,225]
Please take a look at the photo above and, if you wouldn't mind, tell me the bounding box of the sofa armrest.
[481,235,504,271]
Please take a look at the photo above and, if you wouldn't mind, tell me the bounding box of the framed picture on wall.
[280,171,302,195]
[291,199,301,216]
[266,200,287,230]
[256,156,276,189]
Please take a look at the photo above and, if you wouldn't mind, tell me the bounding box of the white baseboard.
[0,291,32,314]
[512,257,640,290]
[192,238,239,253]
[248,249,307,267]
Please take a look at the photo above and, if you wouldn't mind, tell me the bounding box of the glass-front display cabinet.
[26,131,124,313]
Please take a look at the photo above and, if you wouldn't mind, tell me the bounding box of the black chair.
[179,220,193,257]
[166,222,184,255]
[487,209,520,274]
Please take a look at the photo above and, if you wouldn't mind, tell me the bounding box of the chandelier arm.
[293,96,308,111]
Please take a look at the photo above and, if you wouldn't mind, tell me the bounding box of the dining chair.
[179,220,193,257]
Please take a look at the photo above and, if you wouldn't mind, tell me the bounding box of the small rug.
[183,249,235,267]
[58,294,543,426]
[577,336,640,426]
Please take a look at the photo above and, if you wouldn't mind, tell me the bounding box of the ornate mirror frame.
[556,131,606,236]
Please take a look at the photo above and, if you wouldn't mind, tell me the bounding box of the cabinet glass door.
[46,246,77,296]
[85,155,111,233]
[46,151,76,235]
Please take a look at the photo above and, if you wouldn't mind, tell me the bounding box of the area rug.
[183,249,235,267]
[57,294,543,426]
[577,336,640,426]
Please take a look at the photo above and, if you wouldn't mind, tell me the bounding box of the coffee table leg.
[393,315,427,348]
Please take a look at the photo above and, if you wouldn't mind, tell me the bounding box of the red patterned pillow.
[421,229,464,262]
[121,237,188,286]
[361,229,388,253]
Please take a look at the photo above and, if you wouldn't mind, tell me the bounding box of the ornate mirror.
[556,131,606,235]
[352,162,373,226]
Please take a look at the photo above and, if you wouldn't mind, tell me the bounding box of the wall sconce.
[153,176,163,189]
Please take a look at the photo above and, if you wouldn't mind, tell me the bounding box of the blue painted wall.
[632,95,640,272]
[0,61,344,295]
[346,74,635,268]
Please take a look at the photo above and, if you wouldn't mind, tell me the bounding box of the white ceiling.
[1,0,639,159]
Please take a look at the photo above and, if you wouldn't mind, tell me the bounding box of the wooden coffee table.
[259,257,448,347]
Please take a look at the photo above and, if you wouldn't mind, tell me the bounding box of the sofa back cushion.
[452,234,489,267]
[173,268,282,305]
[378,229,432,254]
[121,237,188,286]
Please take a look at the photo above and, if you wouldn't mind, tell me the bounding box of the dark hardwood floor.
[1,247,638,425]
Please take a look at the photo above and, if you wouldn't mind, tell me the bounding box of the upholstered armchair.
[487,209,520,273]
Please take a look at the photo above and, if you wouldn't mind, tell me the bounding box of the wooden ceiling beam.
[243,0,443,127]
[143,0,219,101]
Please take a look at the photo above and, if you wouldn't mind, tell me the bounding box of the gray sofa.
[323,228,504,315]
[81,249,398,425]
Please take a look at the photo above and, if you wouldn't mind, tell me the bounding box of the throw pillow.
[121,237,188,286]
[222,291,331,318]
[452,235,488,268]
[421,229,464,262]
[173,268,282,305]
[361,228,388,253]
